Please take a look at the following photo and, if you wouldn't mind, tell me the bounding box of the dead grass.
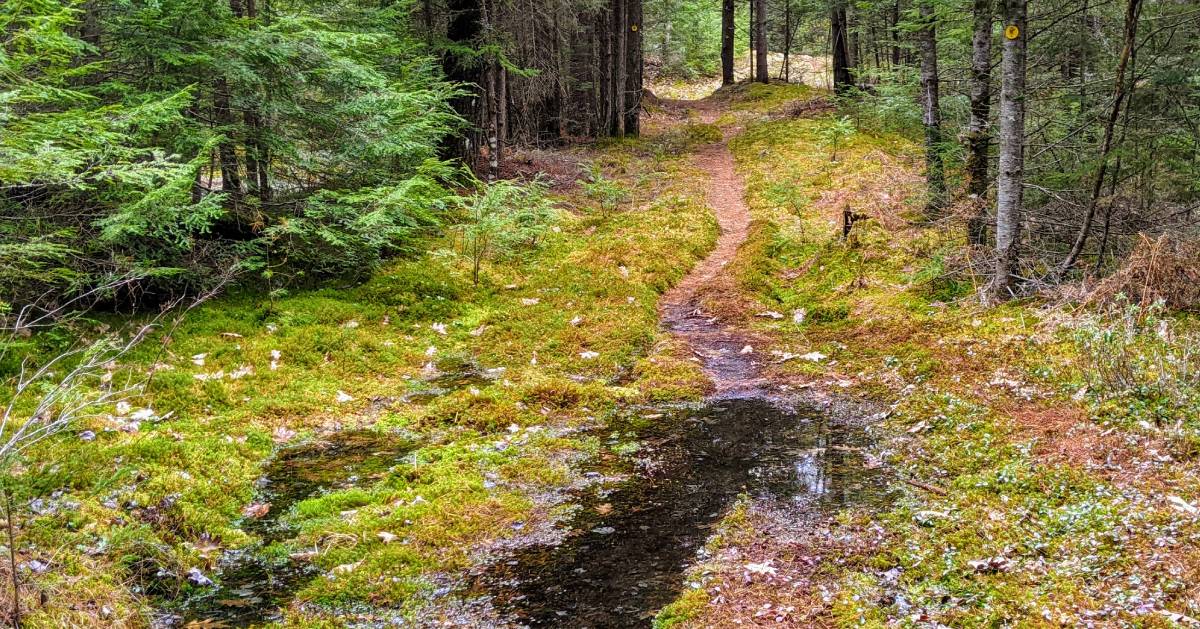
[1089,233,1200,310]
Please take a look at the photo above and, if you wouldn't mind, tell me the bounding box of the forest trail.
[659,99,764,395]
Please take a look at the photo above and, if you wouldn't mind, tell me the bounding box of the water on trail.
[473,100,890,627]
[475,396,889,627]
[161,431,415,627]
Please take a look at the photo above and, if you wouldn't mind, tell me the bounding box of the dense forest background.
[3,0,1200,311]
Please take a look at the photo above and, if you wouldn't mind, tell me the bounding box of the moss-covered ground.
[652,83,1200,627]
[14,130,718,626]
[14,80,1200,628]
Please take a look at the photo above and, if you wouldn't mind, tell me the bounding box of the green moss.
[15,128,720,624]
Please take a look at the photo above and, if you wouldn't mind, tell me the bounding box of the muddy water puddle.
[476,395,890,627]
[159,431,414,627]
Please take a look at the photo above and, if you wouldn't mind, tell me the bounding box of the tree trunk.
[890,0,901,67]
[831,1,853,93]
[213,77,242,204]
[782,1,792,81]
[748,0,755,79]
[615,0,628,138]
[444,0,483,165]
[722,0,736,85]
[755,0,768,83]
[602,3,614,134]
[991,0,1027,300]
[966,0,993,245]
[624,0,643,136]
[1057,0,1144,277]
[918,0,945,216]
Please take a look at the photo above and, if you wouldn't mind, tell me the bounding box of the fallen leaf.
[1169,495,1199,515]
[242,503,270,519]
[186,567,213,586]
[336,390,354,404]
[332,561,361,575]
[272,426,297,444]
[377,531,398,544]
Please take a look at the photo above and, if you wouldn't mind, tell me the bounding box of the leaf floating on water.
[242,502,270,519]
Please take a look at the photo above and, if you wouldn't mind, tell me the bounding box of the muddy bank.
[474,396,890,627]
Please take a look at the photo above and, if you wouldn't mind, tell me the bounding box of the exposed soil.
[473,96,891,627]
[658,100,765,395]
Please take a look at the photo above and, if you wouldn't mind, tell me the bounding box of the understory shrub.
[1074,299,1200,444]
[451,178,559,285]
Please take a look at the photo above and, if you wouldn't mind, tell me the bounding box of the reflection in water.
[477,396,890,628]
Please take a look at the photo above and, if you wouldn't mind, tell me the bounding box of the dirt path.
[659,100,766,395]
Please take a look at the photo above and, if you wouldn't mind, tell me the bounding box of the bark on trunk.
[966,0,994,245]
[722,0,736,85]
[443,0,483,165]
[624,0,643,136]
[755,0,768,83]
[992,0,1027,300]
[890,0,901,67]
[832,2,853,93]
[213,78,242,204]
[748,0,755,79]
[918,0,945,216]
[615,0,628,138]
